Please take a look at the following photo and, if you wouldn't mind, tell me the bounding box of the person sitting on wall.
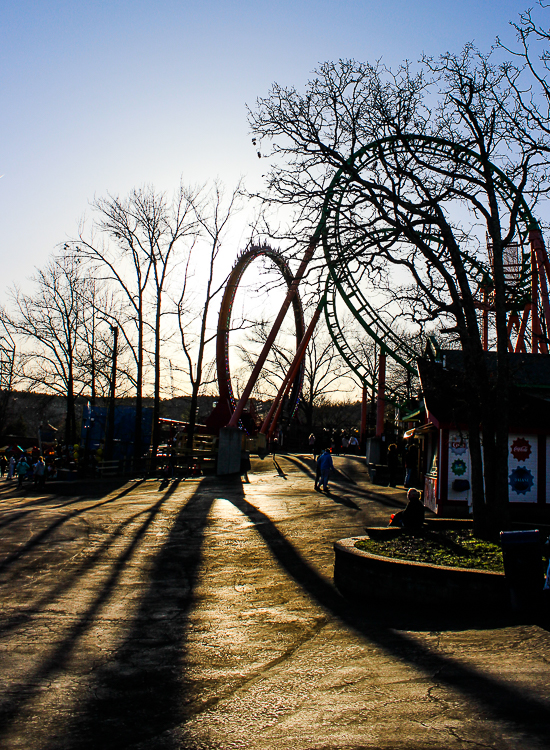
[389,488,425,531]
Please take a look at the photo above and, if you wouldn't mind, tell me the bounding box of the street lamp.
[104,324,118,461]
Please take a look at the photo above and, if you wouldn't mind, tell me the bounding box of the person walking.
[404,441,418,488]
[308,433,316,458]
[317,448,334,492]
[16,457,29,487]
[8,455,15,480]
[348,434,359,455]
[0,454,6,478]
[314,453,322,491]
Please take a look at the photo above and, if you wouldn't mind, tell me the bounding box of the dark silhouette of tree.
[248,50,550,536]
[76,184,197,469]
[236,317,354,433]
[2,252,85,443]
[177,181,244,449]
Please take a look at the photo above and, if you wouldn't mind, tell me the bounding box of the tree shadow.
[40,482,216,750]
[226,491,550,746]
[0,500,167,639]
[2,477,549,748]
[283,454,404,509]
[0,479,184,745]
[0,480,147,575]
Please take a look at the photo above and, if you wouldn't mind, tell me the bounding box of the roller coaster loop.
[224,135,550,440]
[206,244,305,433]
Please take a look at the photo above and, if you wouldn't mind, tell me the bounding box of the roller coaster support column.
[227,238,318,428]
[530,224,550,354]
[262,296,325,438]
[375,350,386,438]
[360,386,368,448]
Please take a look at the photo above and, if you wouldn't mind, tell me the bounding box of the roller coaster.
[209,135,550,462]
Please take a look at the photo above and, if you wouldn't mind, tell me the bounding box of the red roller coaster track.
[205,244,305,434]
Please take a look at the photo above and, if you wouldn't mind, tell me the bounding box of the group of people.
[308,431,360,458]
[0,453,48,489]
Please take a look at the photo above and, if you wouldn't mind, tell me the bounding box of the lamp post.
[105,325,118,461]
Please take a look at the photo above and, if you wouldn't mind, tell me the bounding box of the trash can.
[500,530,543,611]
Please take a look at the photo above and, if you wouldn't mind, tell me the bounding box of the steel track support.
[227,238,317,428]
[376,351,386,438]
[360,386,368,447]
[261,297,324,437]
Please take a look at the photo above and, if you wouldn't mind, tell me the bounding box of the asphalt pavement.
[0,454,548,749]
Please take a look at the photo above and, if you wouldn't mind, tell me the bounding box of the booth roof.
[417,353,550,431]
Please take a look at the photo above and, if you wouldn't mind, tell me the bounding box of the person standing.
[0,454,6,478]
[387,443,399,487]
[348,434,359,455]
[8,455,15,480]
[404,441,418,488]
[34,456,46,490]
[308,433,316,458]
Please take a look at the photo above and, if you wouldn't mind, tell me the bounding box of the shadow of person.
[272,457,287,479]
[323,490,360,510]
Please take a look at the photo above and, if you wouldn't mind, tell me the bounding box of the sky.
[0,0,529,292]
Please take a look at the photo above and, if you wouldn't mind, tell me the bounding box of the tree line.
[0,182,250,464]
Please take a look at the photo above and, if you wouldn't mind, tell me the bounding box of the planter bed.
[334,536,508,612]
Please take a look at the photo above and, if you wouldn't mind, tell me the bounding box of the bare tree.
[249,51,550,536]
[2,252,86,443]
[76,184,197,468]
[177,181,243,449]
[236,316,354,432]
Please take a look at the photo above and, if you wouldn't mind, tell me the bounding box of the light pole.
[105,325,118,461]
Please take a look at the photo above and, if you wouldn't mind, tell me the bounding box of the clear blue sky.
[0,0,527,288]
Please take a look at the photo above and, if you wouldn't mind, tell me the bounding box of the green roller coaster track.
[317,134,537,403]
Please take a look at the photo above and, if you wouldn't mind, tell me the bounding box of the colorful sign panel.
[444,431,541,505]
[447,430,471,505]
[508,433,537,502]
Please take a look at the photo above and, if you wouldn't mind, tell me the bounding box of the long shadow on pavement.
[0,498,170,639]
[0,480,183,744]
[227,488,550,747]
[41,481,217,750]
[3,476,548,748]
[0,480,147,575]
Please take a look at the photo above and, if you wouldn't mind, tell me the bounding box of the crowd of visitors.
[308,429,361,458]
[0,452,53,489]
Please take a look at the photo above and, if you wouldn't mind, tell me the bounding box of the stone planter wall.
[334,537,508,611]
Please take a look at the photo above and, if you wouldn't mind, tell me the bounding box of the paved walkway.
[0,455,548,749]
